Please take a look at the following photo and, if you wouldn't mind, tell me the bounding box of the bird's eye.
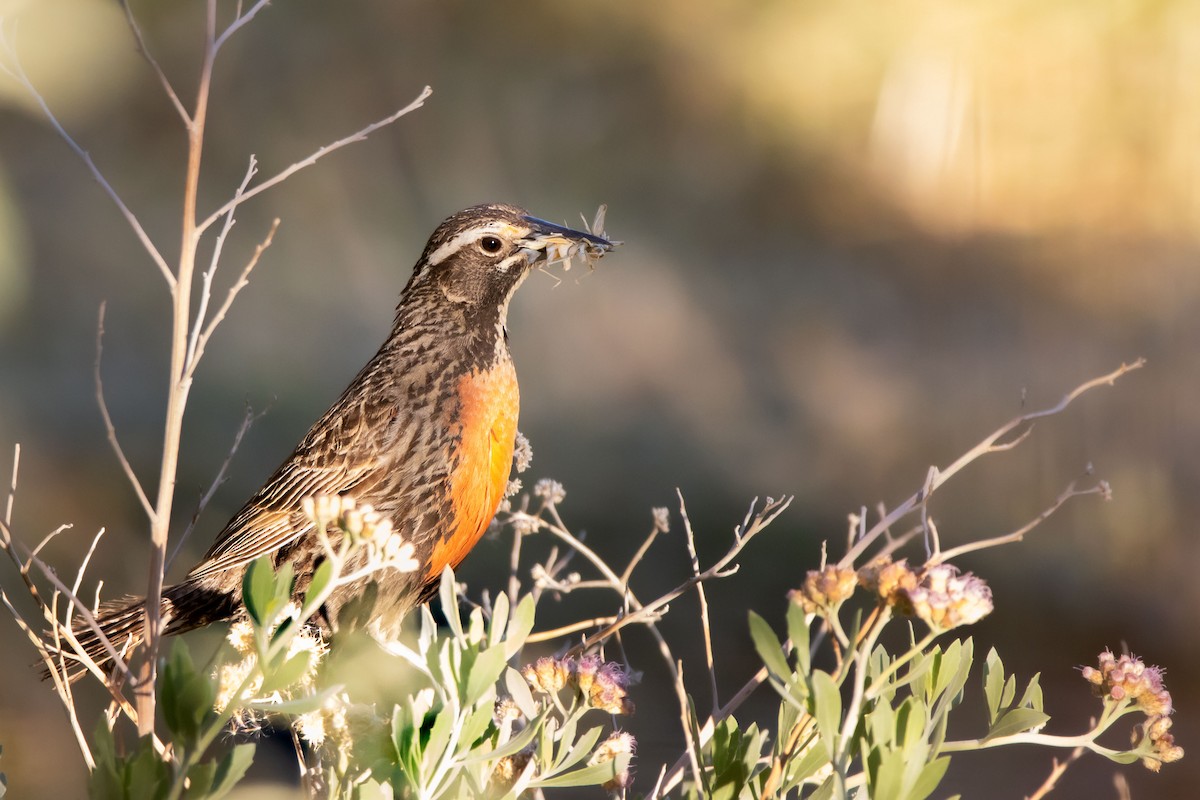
[479,236,504,254]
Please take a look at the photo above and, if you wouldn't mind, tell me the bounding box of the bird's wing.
[188,388,399,580]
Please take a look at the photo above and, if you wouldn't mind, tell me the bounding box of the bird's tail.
[43,581,238,682]
[43,595,153,682]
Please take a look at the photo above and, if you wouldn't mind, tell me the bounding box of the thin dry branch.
[525,616,621,645]
[186,156,259,370]
[673,660,706,794]
[678,491,719,716]
[1026,746,1085,800]
[212,0,271,53]
[840,359,1144,567]
[0,36,175,288]
[95,304,156,520]
[184,217,280,380]
[654,665,772,797]
[196,86,434,236]
[569,496,792,655]
[933,478,1110,564]
[169,402,262,569]
[120,0,188,123]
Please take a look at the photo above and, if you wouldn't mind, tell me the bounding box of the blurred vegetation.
[0,0,1196,797]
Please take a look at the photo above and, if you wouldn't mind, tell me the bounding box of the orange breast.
[428,360,519,580]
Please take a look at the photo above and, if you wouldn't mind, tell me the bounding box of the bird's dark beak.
[519,213,619,267]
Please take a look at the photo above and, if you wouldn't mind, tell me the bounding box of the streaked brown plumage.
[70,203,615,671]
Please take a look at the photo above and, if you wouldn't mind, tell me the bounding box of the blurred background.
[0,0,1197,797]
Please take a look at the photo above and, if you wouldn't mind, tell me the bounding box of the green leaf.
[463,712,544,764]
[1000,675,1017,713]
[489,592,510,647]
[538,716,557,772]
[553,714,579,771]
[182,762,215,799]
[421,704,455,774]
[248,684,343,715]
[242,556,276,626]
[896,697,928,747]
[207,743,255,800]
[783,737,833,790]
[908,756,950,800]
[982,648,1005,724]
[984,707,1052,741]
[87,722,123,800]
[1096,750,1143,765]
[160,640,214,748]
[865,700,897,747]
[785,600,812,673]
[505,666,538,720]
[530,752,630,789]
[439,566,464,642]
[749,611,790,681]
[504,594,536,658]
[464,645,508,705]
[259,649,313,695]
[931,639,973,721]
[126,741,171,800]
[1018,673,1044,713]
[807,773,838,800]
[461,701,495,749]
[809,669,842,761]
[305,558,334,609]
[871,749,906,800]
[553,725,605,774]
[90,718,117,771]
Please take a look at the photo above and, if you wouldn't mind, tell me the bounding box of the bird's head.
[406,203,617,311]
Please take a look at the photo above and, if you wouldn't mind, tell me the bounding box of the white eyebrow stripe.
[424,221,516,267]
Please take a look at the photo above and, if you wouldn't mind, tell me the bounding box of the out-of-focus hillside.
[0,1,1196,796]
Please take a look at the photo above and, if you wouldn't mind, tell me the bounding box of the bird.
[67,203,617,674]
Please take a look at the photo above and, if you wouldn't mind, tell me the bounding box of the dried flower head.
[901,565,993,632]
[226,618,256,656]
[511,514,538,537]
[522,656,570,695]
[533,478,566,505]
[513,432,533,473]
[587,661,636,715]
[1136,714,1184,772]
[651,506,670,533]
[858,557,920,612]
[1082,650,1175,720]
[490,750,535,793]
[494,698,523,725]
[588,730,636,791]
[791,566,857,614]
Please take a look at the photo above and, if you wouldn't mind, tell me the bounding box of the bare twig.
[4,443,17,527]
[525,616,621,644]
[186,156,259,370]
[678,491,719,715]
[570,497,792,654]
[196,86,434,236]
[95,304,156,520]
[0,36,175,288]
[618,512,667,588]
[168,403,262,570]
[933,479,1110,564]
[673,660,706,795]
[840,359,1144,568]
[120,0,189,123]
[212,0,272,53]
[654,665,772,797]
[184,218,280,380]
[1026,746,1085,800]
